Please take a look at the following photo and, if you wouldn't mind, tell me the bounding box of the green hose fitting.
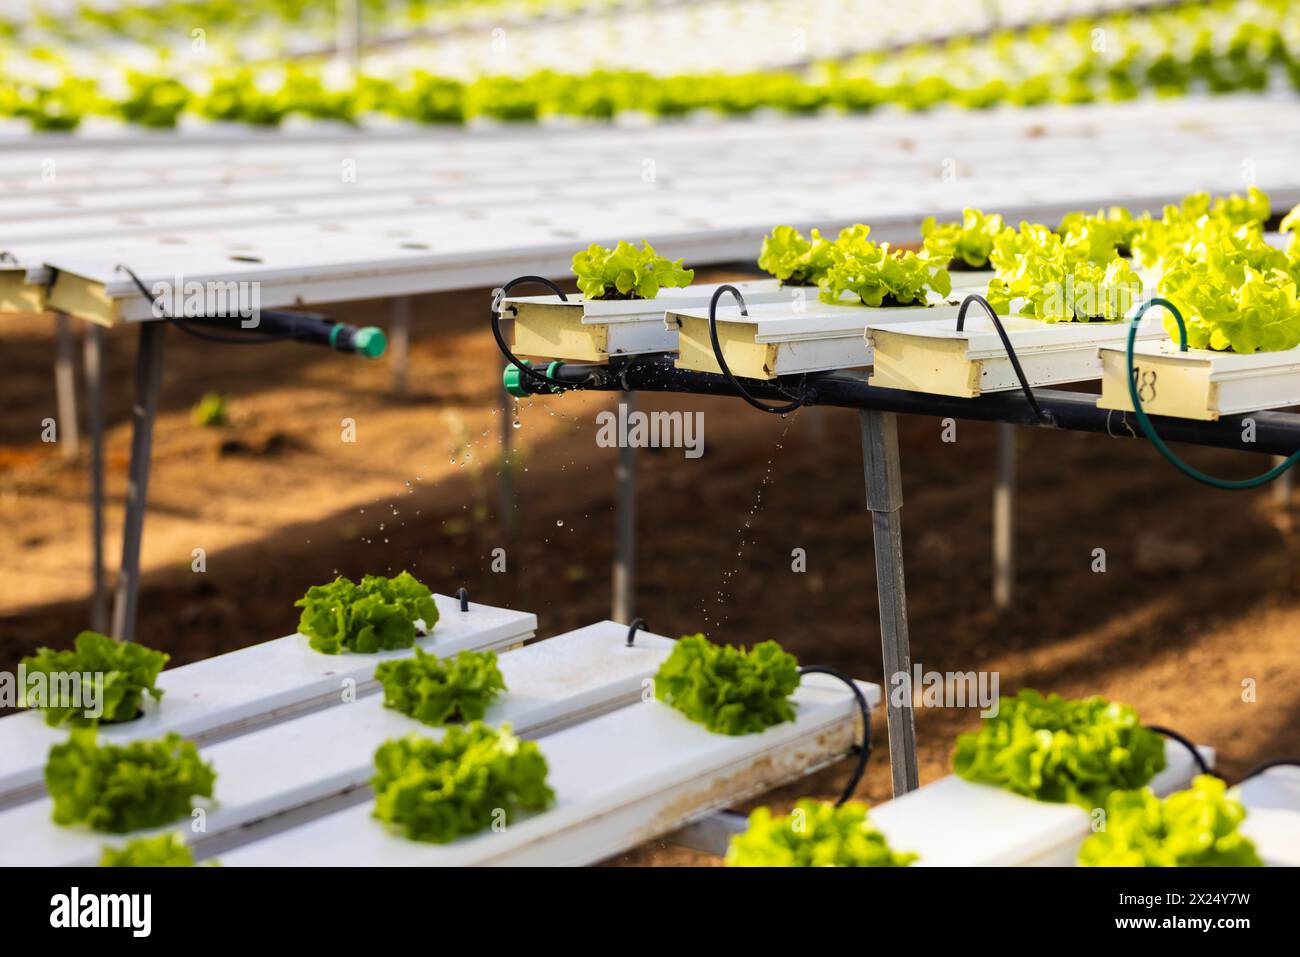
[351,326,387,358]
[503,360,565,397]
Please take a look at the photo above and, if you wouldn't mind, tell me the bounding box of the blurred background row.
[0,0,1295,130]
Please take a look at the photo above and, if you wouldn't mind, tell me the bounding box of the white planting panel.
[0,594,535,807]
[869,742,1215,866]
[1238,766,1300,868]
[0,621,676,866]
[2,96,1299,320]
[221,674,880,867]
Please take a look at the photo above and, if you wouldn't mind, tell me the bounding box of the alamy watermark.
[148,276,261,328]
[0,666,103,719]
[889,664,1000,717]
[1039,276,1141,322]
[50,887,151,937]
[595,406,704,459]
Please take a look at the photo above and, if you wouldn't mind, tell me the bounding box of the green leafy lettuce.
[757,225,837,285]
[819,224,952,307]
[46,730,216,834]
[294,571,440,654]
[1078,775,1263,867]
[1057,206,1142,259]
[198,70,290,126]
[393,72,465,124]
[1280,202,1300,260]
[116,72,191,129]
[1160,255,1300,353]
[921,208,1005,269]
[1131,187,1272,272]
[375,648,506,726]
[571,240,694,300]
[726,799,917,867]
[654,634,799,735]
[952,689,1167,809]
[191,392,229,427]
[1123,194,1300,351]
[21,631,168,727]
[12,77,99,131]
[1209,186,1271,228]
[371,722,553,843]
[985,223,1143,321]
[100,832,196,867]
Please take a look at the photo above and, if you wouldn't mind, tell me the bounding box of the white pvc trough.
[867,309,1167,398]
[1238,765,1300,867]
[944,269,995,303]
[0,621,676,867]
[501,278,791,362]
[669,297,960,380]
[0,594,535,808]
[869,741,1214,866]
[221,675,880,867]
[1099,340,1300,421]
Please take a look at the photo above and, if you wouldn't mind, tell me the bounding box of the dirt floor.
[3,267,1299,865]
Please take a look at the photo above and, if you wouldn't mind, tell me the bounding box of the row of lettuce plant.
[6,0,629,47]
[727,688,1263,867]
[758,188,1300,352]
[1,0,1296,130]
[16,566,1272,865]
[17,573,837,859]
[569,187,1300,354]
[23,572,549,859]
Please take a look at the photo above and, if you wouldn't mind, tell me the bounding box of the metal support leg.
[612,393,637,623]
[335,0,363,74]
[859,409,919,795]
[53,311,79,462]
[111,323,165,642]
[1273,455,1291,507]
[669,810,748,856]
[499,383,516,538]
[390,296,410,394]
[84,323,107,633]
[993,423,1016,610]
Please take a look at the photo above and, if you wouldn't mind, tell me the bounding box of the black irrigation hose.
[708,285,807,415]
[798,665,872,806]
[490,275,594,391]
[625,617,647,647]
[1239,758,1300,782]
[1147,724,1216,778]
[116,264,292,345]
[455,587,470,613]
[955,293,1049,424]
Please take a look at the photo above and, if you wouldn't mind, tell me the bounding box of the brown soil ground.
[3,267,1299,866]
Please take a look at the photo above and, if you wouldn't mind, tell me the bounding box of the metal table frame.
[508,355,1300,796]
[50,292,416,642]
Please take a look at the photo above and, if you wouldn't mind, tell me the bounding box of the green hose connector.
[351,326,387,358]
[503,360,564,397]
[327,323,387,358]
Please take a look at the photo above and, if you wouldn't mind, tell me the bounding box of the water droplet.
[556,520,564,526]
